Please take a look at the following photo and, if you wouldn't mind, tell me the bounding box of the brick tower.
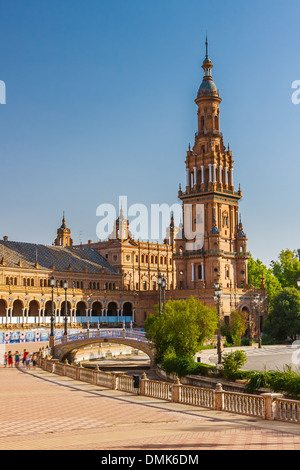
[175,38,249,291]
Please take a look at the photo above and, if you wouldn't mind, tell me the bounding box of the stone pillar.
[212,164,216,183]
[201,165,204,186]
[215,383,224,411]
[186,168,190,190]
[261,393,283,421]
[230,168,234,187]
[208,164,212,183]
[225,167,228,186]
[219,165,223,186]
[140,372,148,396]
[22,308,26,325]
[171,377,181,403]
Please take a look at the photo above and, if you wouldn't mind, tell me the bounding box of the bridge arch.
[52,330,155,365]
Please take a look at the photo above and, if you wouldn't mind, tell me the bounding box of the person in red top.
[22,349,28,367]
[7,351,13,367]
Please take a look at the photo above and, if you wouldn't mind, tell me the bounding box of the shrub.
[245,367,300,398]
[161,351,198,379]
[221,350,247,380]
[246,371,274,393]
[193,362,218,377]
[261,334,276,346]
[241,338,251,346]
[161,350,218,379]
[269,366,300,397]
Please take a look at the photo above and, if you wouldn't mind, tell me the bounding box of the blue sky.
[0,0,299,267]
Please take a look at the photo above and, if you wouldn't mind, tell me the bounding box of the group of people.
[4,349,37,369]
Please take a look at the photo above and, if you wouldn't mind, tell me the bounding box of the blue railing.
[55,328,147,347]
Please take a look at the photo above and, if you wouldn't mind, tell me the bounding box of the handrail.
[38,355,300,425]
[55,328,147,347]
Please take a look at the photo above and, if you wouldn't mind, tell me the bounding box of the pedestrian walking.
[26,353,31,370]
[32,353,37,369]
[7,351,13,368]
[3,352,7,368]
[22,349,28,367]
[15,351,20,367]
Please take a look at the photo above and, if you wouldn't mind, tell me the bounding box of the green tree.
[221,310,248,346]
[248,254,282,304]
[144,297,218,363]
[270,249,300,289]
[264,287,300,342]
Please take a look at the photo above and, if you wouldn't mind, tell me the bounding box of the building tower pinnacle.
[175,38,248,290]
[54,213,73,247]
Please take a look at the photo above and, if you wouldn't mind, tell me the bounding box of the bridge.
[51,329,155,364]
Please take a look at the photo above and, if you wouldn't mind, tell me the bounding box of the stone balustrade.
[37,355,300,425]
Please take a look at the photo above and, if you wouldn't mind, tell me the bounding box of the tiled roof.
[0,240,117,275]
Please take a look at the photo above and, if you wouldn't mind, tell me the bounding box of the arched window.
[200,116,205,130]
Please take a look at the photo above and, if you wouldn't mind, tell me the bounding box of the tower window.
[198,265,202,280]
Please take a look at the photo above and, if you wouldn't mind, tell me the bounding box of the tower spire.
[205,33,209,60]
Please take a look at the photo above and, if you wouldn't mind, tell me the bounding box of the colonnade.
[186,165,234,189]
[1,305,135,325]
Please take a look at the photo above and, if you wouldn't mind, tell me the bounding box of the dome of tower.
[197,78,219,98]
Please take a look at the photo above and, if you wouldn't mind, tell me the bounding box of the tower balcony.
[195,129,222,138]
[179,186,241,199]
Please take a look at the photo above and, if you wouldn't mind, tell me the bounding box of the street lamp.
[157,273,162,315]
[254,294,262,349]
[297,278,300,288]
[63,280,68,336]
[50,276,55,347]
[162,277,167,313]
[214,282,222,365]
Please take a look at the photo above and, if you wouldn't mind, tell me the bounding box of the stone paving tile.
[1,366,300,450]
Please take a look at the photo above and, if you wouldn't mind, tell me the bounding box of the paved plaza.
[1,364,300,450]
[199,345,300,372]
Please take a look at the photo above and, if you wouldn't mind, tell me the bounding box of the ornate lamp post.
[157,273,162,315]
[49,276,55,348]
[162,277,167,313]
[253,294,262,349]
[214,282,222,365]
[63,280,68,336]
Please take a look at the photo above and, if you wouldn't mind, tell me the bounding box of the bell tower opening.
[54,213,73,247]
